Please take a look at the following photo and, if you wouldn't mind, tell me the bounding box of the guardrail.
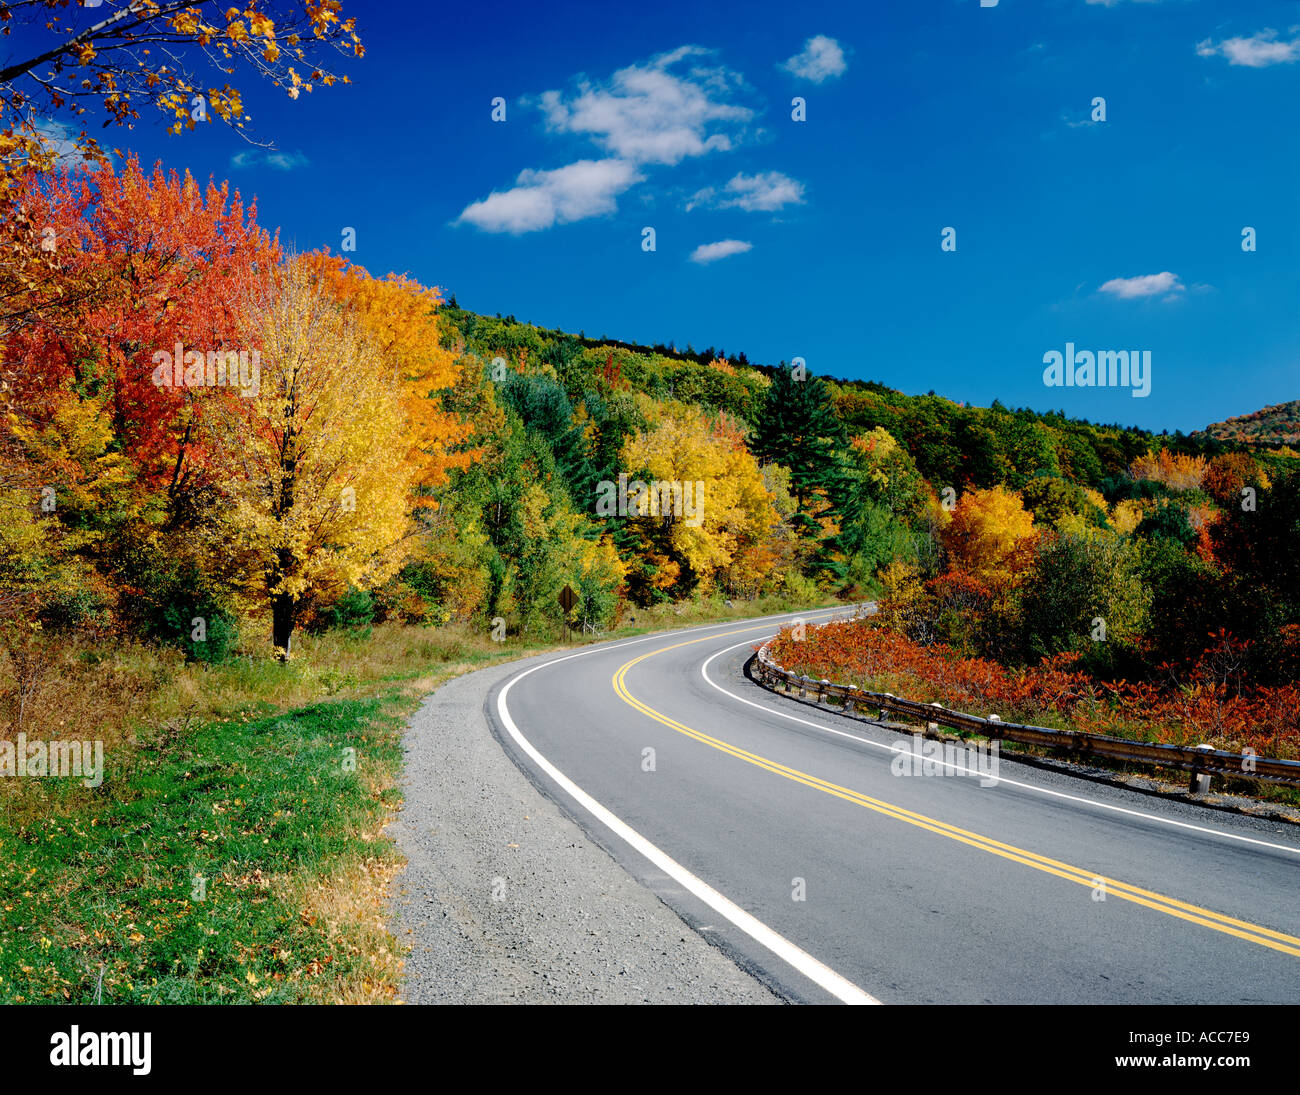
[753,629,1300,792]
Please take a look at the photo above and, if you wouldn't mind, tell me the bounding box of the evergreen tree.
[751,366,854,579]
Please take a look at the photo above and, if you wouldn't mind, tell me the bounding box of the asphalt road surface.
[487,608,1300,1004]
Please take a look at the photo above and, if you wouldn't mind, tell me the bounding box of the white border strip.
[494,612,879,1005]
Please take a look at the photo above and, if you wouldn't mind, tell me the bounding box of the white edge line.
[700,638,1300,859]
[494,611,879,1006]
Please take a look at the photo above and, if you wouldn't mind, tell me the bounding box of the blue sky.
[23,0,1300,432]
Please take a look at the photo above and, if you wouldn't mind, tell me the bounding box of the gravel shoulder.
[386,653,782,1004]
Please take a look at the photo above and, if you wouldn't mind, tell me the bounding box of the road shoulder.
[387,653,782,1004]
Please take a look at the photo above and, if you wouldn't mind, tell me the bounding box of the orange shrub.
[767,619,1299,759]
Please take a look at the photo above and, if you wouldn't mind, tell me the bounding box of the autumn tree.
[1129,449,1207,492]
[940,485,1037,587]
[0,154,279,658]
[0,389,125,630]
[617,408,777,602]
[0,1,363,197]
[200,258,418,655]
[1202,452,1269,510]
[300,252,478,500]
[4,156,278,526]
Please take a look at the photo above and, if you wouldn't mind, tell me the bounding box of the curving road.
[487,609,1300,1004]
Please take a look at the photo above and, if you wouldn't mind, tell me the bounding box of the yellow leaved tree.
[940,485,1037,587]
[620,408,777,595]
[301,253,478,496]
[201,258,419,655]
[1129,450,1207,492]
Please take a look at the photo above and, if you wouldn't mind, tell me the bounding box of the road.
[487,608,1300,1004]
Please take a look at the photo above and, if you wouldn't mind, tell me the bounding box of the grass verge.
[0,593,834,1003]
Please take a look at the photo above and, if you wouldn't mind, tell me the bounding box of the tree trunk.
[270,405,299,656]
[271,592,296,658]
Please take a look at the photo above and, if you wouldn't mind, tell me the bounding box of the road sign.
[558,585,577,613]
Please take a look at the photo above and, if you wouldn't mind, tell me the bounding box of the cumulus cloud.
[780,36,847,83]
[1098,271,1185,299]
[688,171,806,213]
[456,159,644,234]
[457,47,812,234]
[1196,29,1300,68]
[689,239,753,264]
[537,46,754,166]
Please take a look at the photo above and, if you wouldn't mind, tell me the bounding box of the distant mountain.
[1200,400,1300,446]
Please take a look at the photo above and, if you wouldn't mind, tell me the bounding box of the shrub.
[312,586,376,638]
[160,599,239,663]
[1018,530,1150,674]
[37,589,110,633]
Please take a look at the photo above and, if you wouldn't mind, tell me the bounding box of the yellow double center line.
[612,625,1300,958]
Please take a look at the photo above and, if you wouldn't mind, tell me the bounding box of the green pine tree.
[751,365,855,579]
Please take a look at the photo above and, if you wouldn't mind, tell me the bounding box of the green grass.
[0,593,840,1003]
[0,695,407,1003]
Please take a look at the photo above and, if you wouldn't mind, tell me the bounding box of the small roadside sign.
[558,584,577,641]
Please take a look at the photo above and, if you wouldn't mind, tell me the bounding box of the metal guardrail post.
[1190,744,1214,795]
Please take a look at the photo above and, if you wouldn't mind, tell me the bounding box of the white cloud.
[230,149,310,170]
[459,48,813,235]
[538,46,754,166]
[689,239,753,264]
[34,120,89,167]
[456,159,644,234]
[689,170,806,213]
[265,151,310,170]
[1196,29,1300,68]
[1098,271,1185,299]
[780,35,847,83]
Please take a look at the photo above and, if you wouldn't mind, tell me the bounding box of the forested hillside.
[1201,400,1300,446]
[4,156,1299,712]
[428,302,1300,687]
